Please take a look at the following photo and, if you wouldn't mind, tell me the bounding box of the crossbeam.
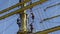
[0,0,47,20]
[34,26,60,34]
[0,0,30,14]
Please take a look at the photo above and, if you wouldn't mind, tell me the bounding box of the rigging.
[44,3,60,11]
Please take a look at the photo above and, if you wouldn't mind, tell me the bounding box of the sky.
[0,0,60,34]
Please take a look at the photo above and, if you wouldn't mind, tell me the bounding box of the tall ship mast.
[0,0,60,34]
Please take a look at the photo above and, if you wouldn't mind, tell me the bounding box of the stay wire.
[44,3,60,11]
[44,11,53,34]
[0,20,15,34]
[43,7,53,29]
[43,1,60,34]
[36,9,48,30]
[36,7,46,30]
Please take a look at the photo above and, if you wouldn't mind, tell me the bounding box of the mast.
[17,0,27,34]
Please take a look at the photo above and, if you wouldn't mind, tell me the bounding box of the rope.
[44,3,60,11]
[36,7,46,30]
[0,20,15,34]
[40,15,60,23]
